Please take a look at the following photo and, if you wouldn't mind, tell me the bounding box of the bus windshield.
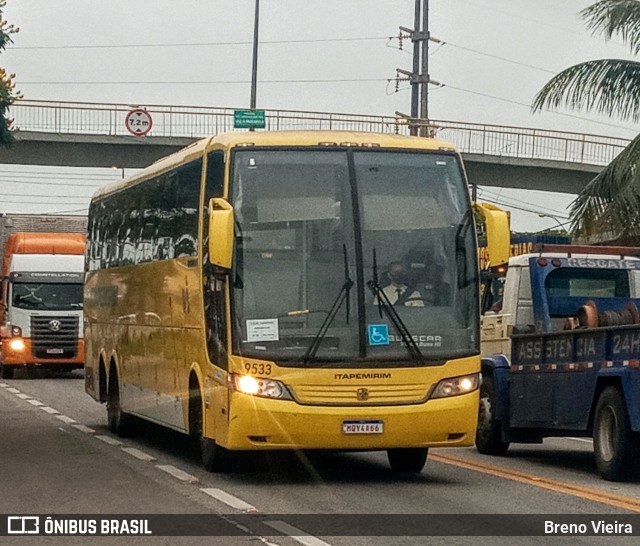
[230,148,478,366]
[12,282,84,311]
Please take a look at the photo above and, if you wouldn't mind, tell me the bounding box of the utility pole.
[397,0,431,136]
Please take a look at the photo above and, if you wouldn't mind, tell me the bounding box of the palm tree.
[532,0,640,243]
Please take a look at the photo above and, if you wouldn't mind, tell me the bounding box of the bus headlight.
[230,374,293,400]
[9,338,26,352]
[429,373,479,399]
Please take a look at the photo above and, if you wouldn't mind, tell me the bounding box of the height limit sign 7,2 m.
[125,109,153,136]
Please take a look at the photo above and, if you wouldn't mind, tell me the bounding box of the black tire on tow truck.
[476,374,510,455]
[0,363,14,379]
[593,386,640,481]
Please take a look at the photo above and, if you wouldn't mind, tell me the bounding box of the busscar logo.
[8,516,39,534]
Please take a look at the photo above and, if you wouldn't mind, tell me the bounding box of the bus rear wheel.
[387,448,428,473]
[106,370,138,437]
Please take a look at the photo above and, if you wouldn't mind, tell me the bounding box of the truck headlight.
[9,338,26,352]
[430,373,479,399]
[230,374,292,400]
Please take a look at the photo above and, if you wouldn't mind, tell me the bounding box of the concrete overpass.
[0,100,627,194]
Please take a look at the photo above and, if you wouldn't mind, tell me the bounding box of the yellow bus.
[84,131,480,473]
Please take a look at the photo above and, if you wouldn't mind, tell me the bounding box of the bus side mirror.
[208,198,235,269]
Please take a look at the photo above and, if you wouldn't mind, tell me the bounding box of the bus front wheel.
[387,448,428,473]
[189,386,233,472]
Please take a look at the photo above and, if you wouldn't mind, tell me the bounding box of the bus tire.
[0,364,14,379]
[189,384,233,472]
[387,448,428,474]
[593,387,639,481]
[106,370,138,437]
[476,374,510,455]
[200,437,234,473]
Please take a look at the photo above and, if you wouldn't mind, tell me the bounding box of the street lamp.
[538,213,569,233]
[250,0,260,110]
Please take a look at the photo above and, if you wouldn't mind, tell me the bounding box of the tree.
[0,0,19,148]
[532,0,640,243]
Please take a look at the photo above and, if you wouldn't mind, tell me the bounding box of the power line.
[8,36,389,51]
[439,83,639,135]
[441,40,556,75]
[18,78,389,85]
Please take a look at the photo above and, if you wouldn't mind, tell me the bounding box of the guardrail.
[10,99,630,167]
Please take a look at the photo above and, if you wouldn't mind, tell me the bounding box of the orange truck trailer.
[0,232,86,379]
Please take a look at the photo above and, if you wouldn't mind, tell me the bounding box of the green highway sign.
[234,109,266,129]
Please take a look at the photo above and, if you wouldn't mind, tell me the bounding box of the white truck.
[0,222,87,379]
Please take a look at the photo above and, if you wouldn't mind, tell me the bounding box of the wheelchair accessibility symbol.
[368,324,389,346]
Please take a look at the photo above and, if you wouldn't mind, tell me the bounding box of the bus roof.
[91,130,459,201]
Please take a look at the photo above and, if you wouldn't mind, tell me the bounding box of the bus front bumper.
[221,391,479,451]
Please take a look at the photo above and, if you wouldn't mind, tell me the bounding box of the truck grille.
[31,316,79,359]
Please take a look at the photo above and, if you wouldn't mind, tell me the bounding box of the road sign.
[234,109,266,129]
[125,109,153,136]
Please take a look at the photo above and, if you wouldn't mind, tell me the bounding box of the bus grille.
[31,316,79,359]
[292,384,429,406]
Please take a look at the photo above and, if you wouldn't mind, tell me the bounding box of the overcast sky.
[2,0,638,231]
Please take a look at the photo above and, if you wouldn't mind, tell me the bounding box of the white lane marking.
[121,447,156,461]
[56,415,77,424]
[72,424,96,434]
[0,383,8,387]
[6,387,20,394]
[40,406,60,415]
[217,514,279,546]
[201,488,258,512]
[264,521,332,546]
[156,465,200,484]
[16,393,31,399]
[95,435,123,446]
[568,437,593,444]
[27,399,44,407]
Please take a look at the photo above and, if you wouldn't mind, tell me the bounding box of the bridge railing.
[11,99,630,166]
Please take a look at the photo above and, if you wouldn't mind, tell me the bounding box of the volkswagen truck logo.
[357,388,369,401]
[48,320,62,332]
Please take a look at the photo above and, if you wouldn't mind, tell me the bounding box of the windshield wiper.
[367,248,425,364]
[303,245,353,364]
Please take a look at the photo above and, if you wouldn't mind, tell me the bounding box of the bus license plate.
[342,420,383,434]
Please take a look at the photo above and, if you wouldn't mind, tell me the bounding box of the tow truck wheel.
[387,448,428,473]
[476,375,510,455]
[594,387,639,481]
[106,369,138,437]
[0,364,14,380]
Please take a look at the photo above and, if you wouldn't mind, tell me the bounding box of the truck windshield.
[230,148,479,366]
[12,283,83,311]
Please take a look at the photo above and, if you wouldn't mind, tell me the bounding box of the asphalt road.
[1,369,639,545]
